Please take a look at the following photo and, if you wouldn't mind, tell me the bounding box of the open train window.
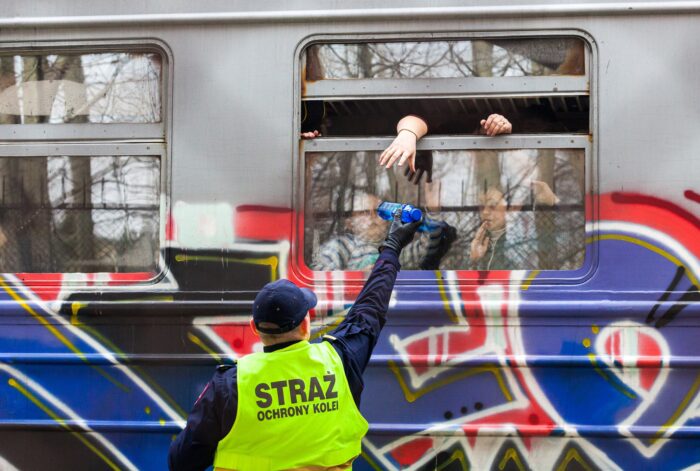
[0,46,168,278]
[299,35,591,275]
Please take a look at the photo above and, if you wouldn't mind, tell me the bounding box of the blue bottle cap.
[407,206,423,222]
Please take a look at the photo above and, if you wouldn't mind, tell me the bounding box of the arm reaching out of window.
[378,115,428,173]
[380,114,513,182]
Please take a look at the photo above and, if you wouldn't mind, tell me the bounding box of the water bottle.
[376,202,422,224]
[376,202,441,232]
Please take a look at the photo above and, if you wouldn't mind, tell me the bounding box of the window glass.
[0,52,162,123]
[307,38,585,80]
[304,149,584,271]
[0,155,160,273]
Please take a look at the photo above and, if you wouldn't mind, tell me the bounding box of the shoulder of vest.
[216,363,236,373]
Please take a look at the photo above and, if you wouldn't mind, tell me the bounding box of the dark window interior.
[302,96,589,136]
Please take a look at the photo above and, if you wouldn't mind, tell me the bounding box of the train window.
[304,142,585,271]
[307,38,584,80]
[0,52,162,124]
[300,35,590,275]
[0,45,168,279]
[0,154,161,273]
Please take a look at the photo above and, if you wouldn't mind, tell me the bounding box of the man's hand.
[480,114,512,136]
[379,129,418,172]
[532,180,559,206]
[420,221,457,270]
[403,151,432,184]
[379,209,422,254]
[469,223,490,262]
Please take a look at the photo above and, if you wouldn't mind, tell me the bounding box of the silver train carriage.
[0,1,698,470]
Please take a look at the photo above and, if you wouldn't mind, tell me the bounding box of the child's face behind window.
[345,194,387,243]
[479,188,507,232]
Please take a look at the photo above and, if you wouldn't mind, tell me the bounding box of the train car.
[0,1,698,469]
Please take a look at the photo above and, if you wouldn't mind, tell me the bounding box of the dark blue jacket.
[168,248,401,471]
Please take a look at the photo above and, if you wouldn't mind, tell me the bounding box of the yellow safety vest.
[214,340,368,471]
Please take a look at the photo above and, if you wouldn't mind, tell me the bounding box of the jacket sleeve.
[324,248,401,404]
[168,365,238,471]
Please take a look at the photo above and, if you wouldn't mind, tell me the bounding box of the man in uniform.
[168,210,422,471]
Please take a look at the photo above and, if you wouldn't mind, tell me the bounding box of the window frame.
[0,39,172,286]
[293,30,597,286]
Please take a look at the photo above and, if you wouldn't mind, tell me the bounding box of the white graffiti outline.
[3,274,186,428]
[0,363,138,471]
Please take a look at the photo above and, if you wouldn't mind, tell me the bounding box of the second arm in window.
[378,114,512,184]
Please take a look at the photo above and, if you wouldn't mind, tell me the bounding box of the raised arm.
[325,211,421,373]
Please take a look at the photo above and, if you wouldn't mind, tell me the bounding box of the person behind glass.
[470,183,559,270]
[311,193,388,271]
[311,191,453,272]
[168,211,422,471]
[374,114,511,269]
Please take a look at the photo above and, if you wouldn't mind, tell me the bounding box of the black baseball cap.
[253,279,317,334]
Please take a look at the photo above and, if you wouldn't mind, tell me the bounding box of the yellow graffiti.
[586,354,637,400]
[388,360,512,404]
[187,332,222,362]
[435,271,460,324]
[0,278,132,393]
[586,234,699,288]
[310,313,346,340]
[70,301,88,326]
[555,447,594,471]
[359,450,383,471]
[437,448,469,471]
[0,277,86,360]
[520,270,541,291]
[174,253,279,282]
[69,303,188,418]
[498,447,526,470]
[8,378,121,471]
[652,372,700,444]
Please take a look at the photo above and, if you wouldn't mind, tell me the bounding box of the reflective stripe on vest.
[214,340,369,471]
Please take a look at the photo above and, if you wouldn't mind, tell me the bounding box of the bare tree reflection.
[305,149,585,271]
[0,52,162,273]
[313,38,584,79]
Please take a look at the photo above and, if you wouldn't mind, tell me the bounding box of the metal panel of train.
[0,1,698,469]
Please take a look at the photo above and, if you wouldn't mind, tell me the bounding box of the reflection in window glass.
[0,52,162,124]
[305,149,585,271]
[307,38,585,80]
[0,156,160,273]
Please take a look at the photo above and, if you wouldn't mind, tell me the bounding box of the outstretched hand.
[379,129,417,172]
